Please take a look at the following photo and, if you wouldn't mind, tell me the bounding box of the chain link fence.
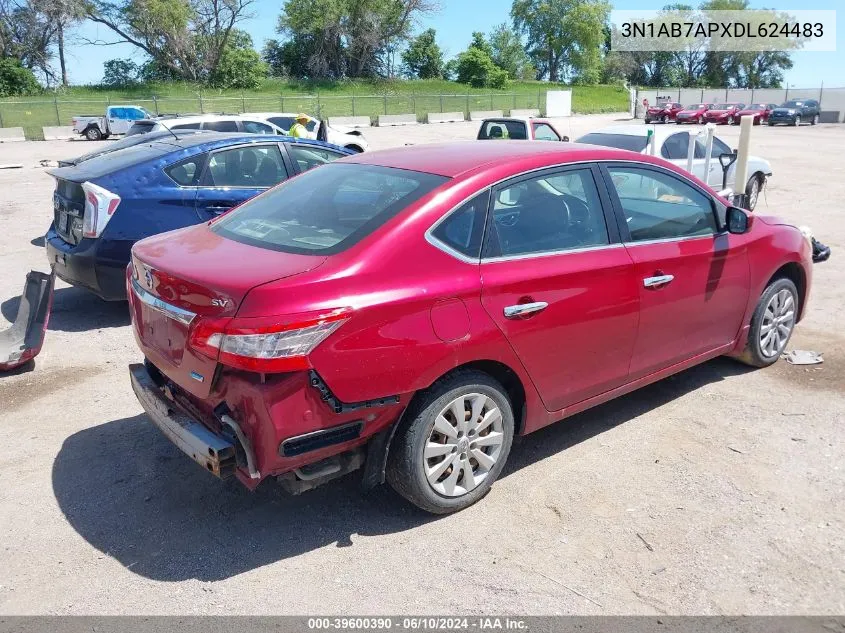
[0,91,548,140]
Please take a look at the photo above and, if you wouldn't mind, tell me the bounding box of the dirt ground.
[0,113,843,615]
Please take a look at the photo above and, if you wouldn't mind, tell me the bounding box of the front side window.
[205,145,287,188]
[288,145,345,172]
[533,123,560,141]
[661,132,693,160]
[212,164,448,254]
[203,120,238,132]
[488,168,609,257]
[268,116,295,131]
[431,191,489,259]
[607,166,717,242]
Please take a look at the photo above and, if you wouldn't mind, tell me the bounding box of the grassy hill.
[1,79,629,140]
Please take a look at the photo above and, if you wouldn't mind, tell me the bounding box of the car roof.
[583,125,706,143]
[342,140,661,178]
[49,134,351,181]
[157,114,279,127]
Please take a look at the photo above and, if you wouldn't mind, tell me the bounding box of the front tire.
[811,114,819,125]
[344,144,363,153]
[793,115,801,126]
[745,173,763,210]
[662,114,669,124]
[386,370,514,514]
[728,115,735,125]
[736,278,798,368]
[85,126,102,141]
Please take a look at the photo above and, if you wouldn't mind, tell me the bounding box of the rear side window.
[212,163,448,255]
[165,154,207,186]
[243,120,276,134]
[576,133,649,153]
[203,120,238,132]
[288,145,346,172]
[431,191,490,259]
[171,122,201,130]
[268,116,295,131]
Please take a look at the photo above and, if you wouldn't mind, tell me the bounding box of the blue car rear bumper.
[45,226,128,301]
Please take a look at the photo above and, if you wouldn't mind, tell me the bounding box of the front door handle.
[643,274,675,288]
[504,301,548,318]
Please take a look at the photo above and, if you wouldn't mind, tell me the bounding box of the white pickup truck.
[72,105,154,141]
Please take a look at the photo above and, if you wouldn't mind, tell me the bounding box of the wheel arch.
[767,261,807,321]
[361,358,529,490]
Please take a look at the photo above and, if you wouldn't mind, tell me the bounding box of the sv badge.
[211,298,230,308]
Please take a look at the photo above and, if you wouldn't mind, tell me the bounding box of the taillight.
[187,308,350,373]
[81,181,120,238]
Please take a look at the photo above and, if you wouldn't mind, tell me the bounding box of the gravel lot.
[0,113,843,615]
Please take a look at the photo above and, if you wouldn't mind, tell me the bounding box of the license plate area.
[138,302,188,366]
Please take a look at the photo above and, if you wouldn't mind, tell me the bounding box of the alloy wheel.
[748,177,760,210]
[759,288,796,358]
[424,393,505,497]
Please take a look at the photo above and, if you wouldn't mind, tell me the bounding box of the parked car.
[72,105,154,141]
[46,134,352,301]
[477,117,569,141]
[674,103,714,125]
[734,103,778,125]
[703,103,746,125]
[247,112,370,153]
[127,114,287,136]
[126,141,812,514]
[576,126,772,209]
[57,128,210,167]
[768,100,821,126]
[644,102,684,124]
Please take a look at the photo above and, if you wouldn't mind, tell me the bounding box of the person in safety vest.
[290,113,310,138]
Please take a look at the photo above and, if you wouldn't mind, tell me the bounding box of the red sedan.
[645,102,684,124]
[704,103,746,125]
[127,142,812,514]
[736,103,777,124]
[674,103,714,124]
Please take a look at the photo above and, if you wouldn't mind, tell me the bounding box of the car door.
[107,107,131,134]
[601,163,750,380]
[478,165,640,412]
[194,143,291,220]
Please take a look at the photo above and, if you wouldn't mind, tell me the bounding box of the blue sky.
[66,0,843,87]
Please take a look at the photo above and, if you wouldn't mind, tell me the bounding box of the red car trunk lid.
[129,225,326,397]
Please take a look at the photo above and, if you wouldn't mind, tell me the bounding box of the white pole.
[734,115,753,204]
[686,130,696,173]
[648,128,656,155]
[702,123,715,186]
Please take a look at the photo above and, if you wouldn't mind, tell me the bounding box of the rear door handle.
[643,274,674,288]
[504,301,548,318]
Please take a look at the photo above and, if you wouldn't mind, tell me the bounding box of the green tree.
[207,31,267,88]
[455,46,508,88]
[511,0,610,83]
[401,28,443,78]
[0,58,40,96]
[101,58,139,86]
[487,23,533,79]
[469,31,493,57]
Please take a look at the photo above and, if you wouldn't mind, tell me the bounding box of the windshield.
[212,163,448,255]
[576,133,649,153]
[783,101,803,107]
[747,104,764,110]
[477,120,528,140]
[687,104,705,110]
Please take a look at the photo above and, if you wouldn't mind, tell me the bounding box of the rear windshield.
[478,120,528,140]
[212,163,449,255]
[576,133,649,153]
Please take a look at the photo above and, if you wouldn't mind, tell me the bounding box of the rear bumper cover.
[129,362,238,478]
[45,226,127,301]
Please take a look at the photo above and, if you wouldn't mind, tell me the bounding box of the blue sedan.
[46,133,353,300]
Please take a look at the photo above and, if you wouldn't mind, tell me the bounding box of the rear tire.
[811,114,819,125]
[745,173,763,210]
[768,121,775,126]
[661,114,669,124]
[644,117,651,124]
[386,370,514,515]
[85,126,102,141]
[735,278,798,368]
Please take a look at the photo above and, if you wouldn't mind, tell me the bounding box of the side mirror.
[726,206,749,234]
[562,135,570,142]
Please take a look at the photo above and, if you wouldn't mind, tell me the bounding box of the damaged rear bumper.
[0,270,55,371]
[129,362,239,478]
